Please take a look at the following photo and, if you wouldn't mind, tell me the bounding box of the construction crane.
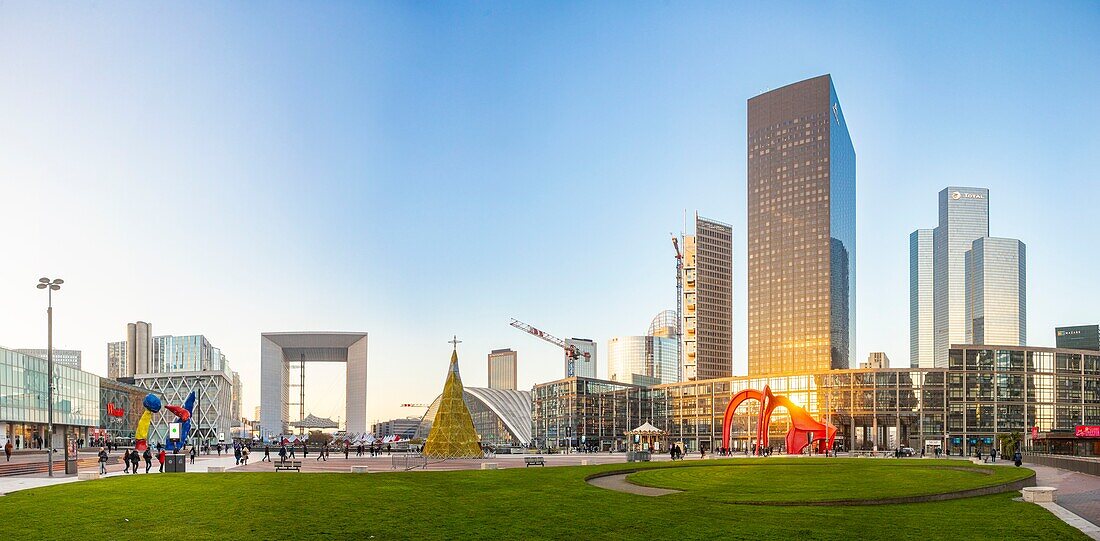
[509,318,591,377]
[671,233,684,381]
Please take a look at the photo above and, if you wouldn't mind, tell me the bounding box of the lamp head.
[50,284,60,290]
[52,279,64,285]
[39,277,50,284]
[36,283,47,289]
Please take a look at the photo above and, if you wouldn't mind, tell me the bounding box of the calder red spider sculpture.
[720,385,836,455]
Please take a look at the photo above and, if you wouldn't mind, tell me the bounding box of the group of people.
[107,446,168,474]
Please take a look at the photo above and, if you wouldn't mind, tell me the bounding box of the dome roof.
[647,310,679,338]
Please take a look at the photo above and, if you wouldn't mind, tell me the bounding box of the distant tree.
[997,430,1022,454]
[307,430,333,445]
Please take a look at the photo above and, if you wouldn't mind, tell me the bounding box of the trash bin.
[165,454,187,473]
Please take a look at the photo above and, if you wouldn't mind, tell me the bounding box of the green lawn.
[626,459,1030,503]
[0,458,1085,540]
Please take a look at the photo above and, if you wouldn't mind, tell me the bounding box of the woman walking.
[122,449,131,473]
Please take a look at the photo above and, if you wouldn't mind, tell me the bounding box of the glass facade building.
[910,229,935,367]
[681,215,733,380]
[933,187,990,366]
[607,336,678,385]
[565,338,597,379]
[0,347,100,449]
[966,237,1026,346]
[747,74,855,375]
[1056,325,1100,351]
[418,387,532,446]
[531,378,654,451]
[531,345,1100,456]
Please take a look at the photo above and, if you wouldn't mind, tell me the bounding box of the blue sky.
[1,2,1097,423]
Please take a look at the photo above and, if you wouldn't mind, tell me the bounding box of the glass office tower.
[910,229,935,367]
[747,74,856,375]
[966,237,1026,346]
[933,187,989,366]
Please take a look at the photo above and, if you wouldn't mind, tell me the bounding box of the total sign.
[950,191,985,201]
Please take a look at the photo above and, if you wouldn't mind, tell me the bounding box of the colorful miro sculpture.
[720,385,836,455]
[134,391,196,452]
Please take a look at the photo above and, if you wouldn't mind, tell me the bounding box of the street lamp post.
[36,277,63,477]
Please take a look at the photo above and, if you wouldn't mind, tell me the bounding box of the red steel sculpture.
[720,385,836,455]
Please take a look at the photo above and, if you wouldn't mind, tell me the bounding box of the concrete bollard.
[77,472,100,481]
[580,460,589,466]
[350,466,369,473]
[1021,487,1057,503]
[207,466,226,473]
[481,463,498,470]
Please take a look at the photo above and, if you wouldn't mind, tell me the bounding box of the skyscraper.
[966,237,1026,346]
[565,338,597,378]
[126,321,153,377]
[487,348,518,390]
[1055,325,1100,351]
[910,229,935,367]
[933,187,989,366]
[747,74,856,375]
[681,215,733,380]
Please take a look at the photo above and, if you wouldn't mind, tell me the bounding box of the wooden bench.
[274,460,302,472]
[524,456,545,467]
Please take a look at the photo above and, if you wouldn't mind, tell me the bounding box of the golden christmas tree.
[422,338,483,459]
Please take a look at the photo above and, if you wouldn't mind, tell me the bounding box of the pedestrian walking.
[344,443,349,460]
[1013,450,1022,467]
[123,450,131,473]
[98,447,108,475]
[288,445,296,459]
[130,449,140,474]
[190,445,197,464]
[158,448,166,473]
[242,446,250,465]
[279,445,288,462]
[143,447,153,473]
[4,440,12,462]
[262,445,271,462]
[234,444,242,465]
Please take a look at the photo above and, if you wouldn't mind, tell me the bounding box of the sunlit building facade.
[531,345,1100,456]
[487,348,518,391]
[681,215,733,381]
[747,74,856,375]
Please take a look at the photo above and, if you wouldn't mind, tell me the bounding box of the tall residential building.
[747,74,856,375]
[681,214,733,380]
[13,349,81,369]
[909,229,934,367]
[861,352,890,369]
[565,338,597,378]
[1056,325,1100,351]
[487,348,518,390]
[933,187,989,366]
[107,341,127,379]
[965,237,1026,346]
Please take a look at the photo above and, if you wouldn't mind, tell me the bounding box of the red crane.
[509,318,591,377]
